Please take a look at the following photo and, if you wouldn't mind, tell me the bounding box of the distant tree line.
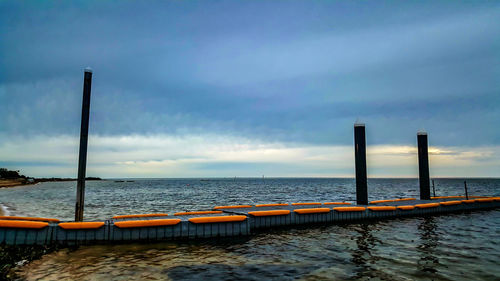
[0,168,102,181]
[0,168,26,179]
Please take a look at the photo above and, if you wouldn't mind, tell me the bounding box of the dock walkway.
[1,197,498,246]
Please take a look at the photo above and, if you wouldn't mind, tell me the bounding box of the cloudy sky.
[1,1,499,178]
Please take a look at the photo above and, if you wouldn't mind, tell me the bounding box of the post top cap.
[84,67,93,73]
[417,131,427,135]
[354,123,365,127]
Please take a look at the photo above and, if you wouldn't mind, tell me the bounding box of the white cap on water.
[84,67,93,73]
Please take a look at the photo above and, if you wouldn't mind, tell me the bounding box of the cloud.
[192,7,499,88]
[1,73,498,146]
[0,134,499,178]
[0,1,499,177]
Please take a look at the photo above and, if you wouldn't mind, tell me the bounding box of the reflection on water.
[350,223,380,279]
[417,217,439,275]
[15,211,500,281]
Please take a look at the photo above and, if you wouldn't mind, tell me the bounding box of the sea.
[1,178,499,281]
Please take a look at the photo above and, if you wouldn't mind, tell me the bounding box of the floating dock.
[1,197,498,246]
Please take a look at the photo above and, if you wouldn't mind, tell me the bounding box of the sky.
[0,1,499,178]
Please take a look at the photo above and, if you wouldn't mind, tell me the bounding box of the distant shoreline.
[0,177,102,189]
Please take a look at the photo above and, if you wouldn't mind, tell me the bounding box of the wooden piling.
[464,181,469,200]
[432,179,436,197]
[354,123,368,205]
[75,68,93,222]
[417,131,431,200]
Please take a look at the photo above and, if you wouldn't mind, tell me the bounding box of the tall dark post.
[75,68,93,221]
[354,123,368,205]
[464,180,469,200]
[432,179,436,197]
[417,131,431,200]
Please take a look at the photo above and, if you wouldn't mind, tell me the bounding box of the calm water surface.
[1,178,499,280]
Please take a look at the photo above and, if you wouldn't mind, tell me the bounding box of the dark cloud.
[1,1,499,146]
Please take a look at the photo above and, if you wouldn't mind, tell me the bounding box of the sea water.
[1,178,499,280]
